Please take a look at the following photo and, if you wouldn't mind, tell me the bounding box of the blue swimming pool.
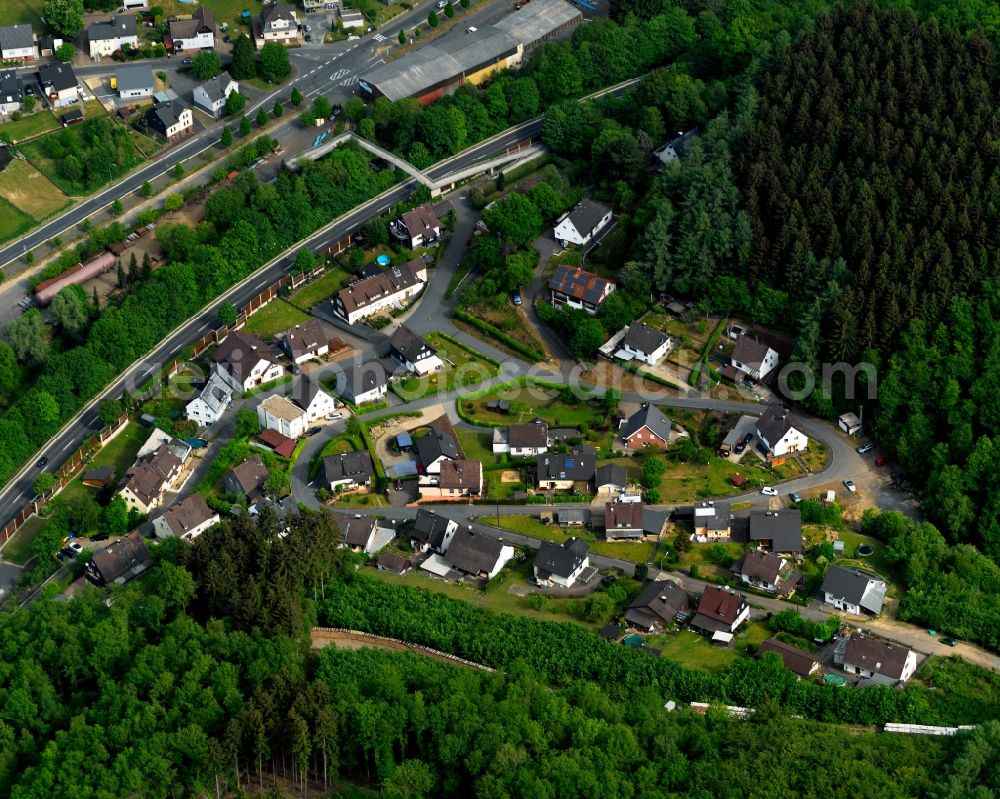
[376,254,391,266]
[622,634,644,647]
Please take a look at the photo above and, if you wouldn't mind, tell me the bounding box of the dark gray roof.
[224,456,269,499]
[212,331,277,383]
[86,531,150,586]
[622,405,672,443]
[642,507,668,535]
[289,374,328,412]
[345,362,388,398]
[749,509,802,553]
[446,529,507,577]
[692,501,732,531]
[333,512,377,548]
[323,451,374,484]
[757,638,818,677]
[282,319,326,360]
[534,537,589,578]
[536,446,596,482]
[389,325,435,363]
[38,63,76,92]
[88,15,138,40]
[732,336,773,370]
[411,509,454,550]
[416,427,461,466]
[508,419,548,448]
[556,508,588,523]
[756,410,798,447]
[0,24,34,53]
[734,549,786,584]
[821,566,886,614]
[548,265,614,305]
[0,69,21,103]
[628,580,690,625]
[843,635,911,679]
[377,550,411,573]
[566,198,612,236]
[262,0,297,25]
[595,463,627,489]
[146,103,187,134]
[116,65,154,93]
[197,75,236,103]
[623,323,669,355]
[169,6,215,38]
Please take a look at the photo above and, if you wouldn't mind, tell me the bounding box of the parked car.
[941,636,958,647]
[844,479,857,492]
[761,487,778,496]
[36,456,48,468]
[306,426,322,436]
[512,292,522,306]
[90,533,110,542]
[223,34,231,42]
[789,492,801,504]
[875,456,887,467]
[68,542,84,555]
[182,56,193,64]
[468,26,478,32]
[857,442,874,454]
[325,412,344,421]
[436,0,447,7]
[304,33,312,41]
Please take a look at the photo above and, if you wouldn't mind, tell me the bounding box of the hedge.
[453,308,545,362]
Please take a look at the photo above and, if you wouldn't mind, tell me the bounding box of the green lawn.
[288,267,352,311]
[645,621,770,673]
[492,514,655,564]
[461,385,604,429]
[242,300,313,340]
[0,0,44,24]
[58,423,149,508]
[0,195,34,244]
[391,334,500,402]
[0,514,48,565]
[333,493,388,508]
[0,110,59,143]
[455,429,496,464]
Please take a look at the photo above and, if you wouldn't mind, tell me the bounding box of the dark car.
[941,636,958,647]
[512,292,522,306]
[742,432,754,445]
[223,34,231,43]
[182,56,192,64]
[36,456,48,468]
[306,426,321,436]
[304,33,312,41]
[90,533,110,542]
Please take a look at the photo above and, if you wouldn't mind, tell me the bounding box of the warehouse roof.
[494,0,581,47]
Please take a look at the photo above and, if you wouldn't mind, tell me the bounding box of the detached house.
[553,199,613,247]
[223,456,269,501]
[288,375,337,421]
[536,445,596,491]
[548,265,615,314]
[756,638,819,678]
[334,512,380,555]
[333,259,427,324]
[756,410,809,458]
[211,331,283,394]
[821,566,886,616]
[85,531,150,586]
[88,15,138,59]
[152,494,219,540]
[193,76,239,118]
[0,24,36,62]
[409,509,457,554]
[169,6,216,51]
[492,418,549,456]
[732,549,796,595]
[257,0,299,48]
[144,102,194,143]
[730,335,779,382]
[342,362,388,405]
[392,204,442,248]
[654,127,699,166]
[445,528,514,581]
[185,370,232,426]
[533,537,590,588]
[389,325,442,375]
[0,69,23,116]
[621,404,671,450]
[617,323,672,365]
[604,500,644,540]
[691,501,732,539]
[594,463,628,494]
[37,63,79,108]
[281,319,329,364]
[626,580,690,631]
[117,445,182,514]
[690,585,750,639]
[323,451,375,492]
[419,459,483,499]
[258,394,308,439]
[748,509,802,554]
[116,65,154,99]
[837,635,917,685]
[417,419,463,475]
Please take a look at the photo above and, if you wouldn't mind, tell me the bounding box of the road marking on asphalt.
[330,67,351,80]
[340,76,358,86]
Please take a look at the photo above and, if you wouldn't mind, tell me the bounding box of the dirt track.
[310,627,493,671]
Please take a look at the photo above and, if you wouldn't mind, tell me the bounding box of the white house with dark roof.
[445,528,514,580]
[536,446,596,490]
[617,323,672,365]
[548,265,615,314]
[409,509,457,554]
[0,69,23,116]
[594,463,628,494]
[654,128,699,166]
[605,500,644,540]
[323,451,375,491]
[837,635,917,685]
[626,579,690,630]
[691,501,732,539]
[553,199,613,247]
[732,549,795,595]
[333,259,427,324]
[37,63,79,107]
[419,459,482,499]
[492,418,549,456]
[821,566,886,616]
[185,370,232,426]
[152,494,219,540]
[211,331,283,394]
[281,319,329,364]
[0,24,36,62]
[342,362,388,405]
[169,6,215,51]
[389,325,442,375]
[288,374,336,421]
[392,204,442,248]
[88,15,138,58]
[621,404,671,450]
[730,335,779,381]
[334,512,381,555]
[257,0,299,48]
[193,76,239,118]
[144,102,193,142]
[533,537,590,588]
[416,426,462,475]
[748,509,802,553]
[756,410,809,457]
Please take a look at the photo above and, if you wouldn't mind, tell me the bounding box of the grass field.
[242,299,313,340]
[492,514,655,564]
[0,195,34,243]
[0,110,59,142]
[462,385,604,428]
[645,620,770,672]
[392,334,500,402]
[288,267,352,311]
[0,514,48,565]
[0,158,70,222]
[57,423,149,508]
[455,429,495,464]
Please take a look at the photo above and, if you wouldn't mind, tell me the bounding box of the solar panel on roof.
[564,458,574,469]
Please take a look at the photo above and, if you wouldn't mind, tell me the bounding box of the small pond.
[622,634,645,647]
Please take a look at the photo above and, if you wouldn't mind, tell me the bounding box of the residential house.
[625,580,690,631]
[748,509,802,554]
[333,259,427,324]
[169,6,216,51]
[756,638,819,678]
[409,509,457,554]
[732,549,796,595]
[334,512,379,555]
[594,463,627,494]
[323,451,375,491]
[0,70,22,116]
[730,335,779,381]
[838,635,917,685]
[377,550,411,574]
[117,445,182,514]
[257,394,308,439]
[691,501,732,539]
[88,15,138,59]
[339,8,365,30]
[144,102,194,143]
[821,566,886,616]
[256,428,296,458]
[185,370,232,426]
[553,199,613,247]
[604,500,644,540]
[258,1,299,47]
[135,428,192,464]
[85,531,151,586]
[211,331,284,394]
[0,25,35,62]
[653,127,699,166]
[621,404,672,450]
[152,494,219,540]
[116,65,154,98]
[838,412,863,436]
[281,319,329,364]
[689,585,750,637]
[445,528,514,580]
[548,265,616,314]
[756,410,809,458]
[420,459,482,499]
[37,63,79,107]
[342,362,388,405]
[249,495,297,530]
[533,537,590,588]
[223,456,269,501]
[392,204,442,248]
[492,418,549,456]
[37,34,63,58]
[288,374,337,421]
[193,75,239,118]
[618,323,672,365]
[536,445,596,491]
[389,325,443,375]
[416,424,462,475]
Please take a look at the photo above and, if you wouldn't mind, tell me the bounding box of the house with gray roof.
[169,6,215,51]
[730,335,779,381]
[553,199,613,247]
[756,410,809,458]
[548,265,616,314]
[0,69,23,116]
[595,463,628,493]
[618,323,672,365]
[0,24,35,62]
[86,531,150,586]
[533,537,590,587]
[88,15,138,58]
[445,528,514,580]
[689,501,732,538]
[116,65,154,98]
[838,634,917,685]
[281,320,329,364]
[185,370,232,427]
[323,451,374,491]
[416,422,462,475]
[193,75,239,118]
[493,418,549,456]
[732,549,796,595]
[749,509,802,553]
[223,456,269,501]
[626,580,690,630]
[389,325,442,375]
[536,446,596,491]
[144,102,193,143]
[621,405,672,450]
[333,512,379,555]
[756,638,819,678]
[288,374,336,421]
[821,566,886,616]
[654,127,699,166]
[409,509,457,554]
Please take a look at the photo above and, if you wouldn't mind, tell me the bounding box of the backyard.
[462,383,606,428]
[643,620,771,672]
[286,266,352,312]
[454,429,496,464]
[491,515,656,564]
[57,423,149,509]
[391,334,500,402]
[0,514,48,565]
[0,158,70,223]
[0,109,59,142]
[242,299,313,340]
[453,303,547,361]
